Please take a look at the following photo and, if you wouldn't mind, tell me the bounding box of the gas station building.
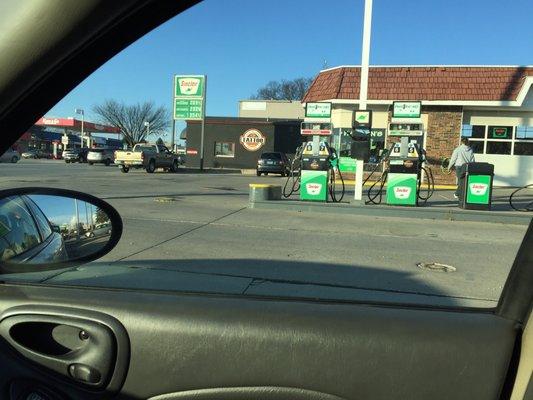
[32,117,121,158]
[302,65,533,186]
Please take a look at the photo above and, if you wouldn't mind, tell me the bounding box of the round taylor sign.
[240,129,266,151]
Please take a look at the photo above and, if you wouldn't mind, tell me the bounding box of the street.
[0,159,528,308]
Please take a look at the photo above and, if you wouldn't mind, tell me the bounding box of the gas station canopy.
[36,117,120,134]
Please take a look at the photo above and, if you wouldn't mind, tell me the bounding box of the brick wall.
[423,106,463,185]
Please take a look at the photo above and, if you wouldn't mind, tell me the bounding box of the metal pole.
[359,0,372,111]
[81,112,85,148]
[355,0,373,202]
[170,119,176,152]
[199,75,207,171]
[170,76,176,152]
[74,199,80,242]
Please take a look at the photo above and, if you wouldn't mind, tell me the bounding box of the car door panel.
[0,283,517,400]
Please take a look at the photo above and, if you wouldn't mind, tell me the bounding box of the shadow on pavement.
[3,258,497,308]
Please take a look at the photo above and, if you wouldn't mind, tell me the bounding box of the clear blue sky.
[48,0,533,124]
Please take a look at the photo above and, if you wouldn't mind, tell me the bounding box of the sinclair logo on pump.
[306,183,322,195]
[393,186,412,199]
[469,183,488,196]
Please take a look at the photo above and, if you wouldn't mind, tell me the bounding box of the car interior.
[0,1,531,399]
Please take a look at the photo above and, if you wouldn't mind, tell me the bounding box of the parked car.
[0,195,67,264]
[63,148,88,163]
[0,149,20,163]
[115,143,180,173]
[21,148,52,159]
[85,221,112,238]
[256,152,290,176]
[87,148,115,166]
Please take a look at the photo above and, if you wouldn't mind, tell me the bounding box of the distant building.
[186,117,301,169]
[238,100,304,119]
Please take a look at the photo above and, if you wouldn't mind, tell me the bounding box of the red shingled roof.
[302,66,533,103]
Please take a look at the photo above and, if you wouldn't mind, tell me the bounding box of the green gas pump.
[386,137,423,206]
[300,136,331,201]
[284,121,344,202]
[364,135,435,207]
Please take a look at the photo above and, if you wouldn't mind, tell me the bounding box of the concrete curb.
[249,200,532,226]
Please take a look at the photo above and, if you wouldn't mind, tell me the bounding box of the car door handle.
[0,314,115,388]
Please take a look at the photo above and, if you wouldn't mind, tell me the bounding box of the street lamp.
[75,108,84,148]
[144,121,150,137]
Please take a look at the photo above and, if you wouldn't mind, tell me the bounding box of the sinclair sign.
[173,75,206,121]
[174,76,205,97]
[240,129,266,151]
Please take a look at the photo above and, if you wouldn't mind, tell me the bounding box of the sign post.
[173,75,206,170]
[200,77,207,171]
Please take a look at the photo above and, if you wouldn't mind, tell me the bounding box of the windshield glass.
[1,0,531,309]
[134,146,154,152]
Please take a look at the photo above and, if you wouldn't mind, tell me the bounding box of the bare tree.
[251,77,313,101]
[93,100,170,147]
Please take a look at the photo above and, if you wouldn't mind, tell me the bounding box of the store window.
[214,142,235,157]
[514,142,533,155]
[469,141,484,154]
[486,142,511,155]
[461,124,532,156]
[461,124,485,154]
[488,126,512,140]
[516,126,533,140]
[485,125,512,155]
[461,124,485,138]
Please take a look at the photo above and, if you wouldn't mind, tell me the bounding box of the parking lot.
[0,159,529,308]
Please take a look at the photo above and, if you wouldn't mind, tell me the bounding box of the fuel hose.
[327,148,345,202]
[440,157,452,174]
[509,184,533,212]
[365,170,388,205]
[282,146,302,198]
[417,166,435,205]
[328,163,345,202]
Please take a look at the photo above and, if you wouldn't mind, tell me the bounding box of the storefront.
[185,117,301,169]
[302,66,533,186]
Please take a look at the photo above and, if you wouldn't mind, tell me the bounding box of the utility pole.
[355,0,373,201]
[75,108,85,148]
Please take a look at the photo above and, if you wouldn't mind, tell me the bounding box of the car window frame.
[21,195,53,241]
[0,196,43,260]
[0,0,530,325]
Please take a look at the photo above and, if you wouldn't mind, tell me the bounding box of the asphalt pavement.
[0,159,530,308]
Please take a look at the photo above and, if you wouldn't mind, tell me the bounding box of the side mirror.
[0,188,122,273]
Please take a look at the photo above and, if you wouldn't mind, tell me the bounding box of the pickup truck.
[114,144,180,173]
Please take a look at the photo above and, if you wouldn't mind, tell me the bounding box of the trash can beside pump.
[459,162,494,210]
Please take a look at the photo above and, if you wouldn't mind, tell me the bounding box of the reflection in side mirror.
[0,188,122,271]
